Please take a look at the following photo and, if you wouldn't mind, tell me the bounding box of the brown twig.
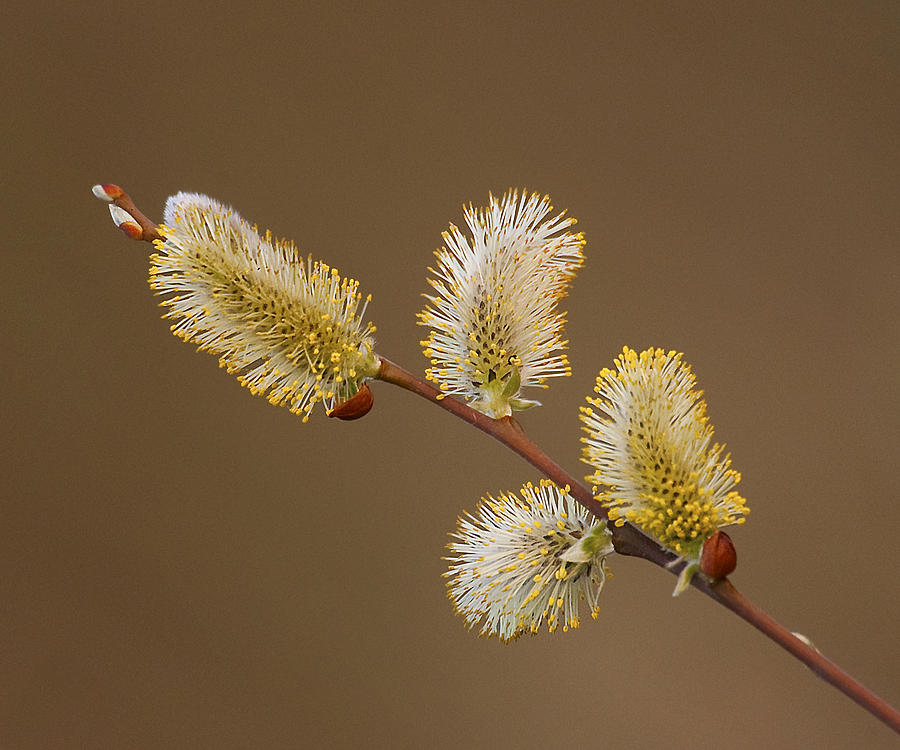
[376,357,900,734]
[94,185,900,735]
[711,579,900,732]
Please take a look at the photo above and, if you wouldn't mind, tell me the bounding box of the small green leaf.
[501,365,521,398]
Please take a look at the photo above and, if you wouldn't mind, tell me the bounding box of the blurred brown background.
[2,2,898,748]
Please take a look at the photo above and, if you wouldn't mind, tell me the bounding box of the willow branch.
[376,358,900,734]
[93,185,899,734]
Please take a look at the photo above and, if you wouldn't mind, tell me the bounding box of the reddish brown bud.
[108,205,143,240]
[92,183,124,202]
[327,382,374,420]
[700,530,737,579]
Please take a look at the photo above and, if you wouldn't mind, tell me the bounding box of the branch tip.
[92,183,162,243]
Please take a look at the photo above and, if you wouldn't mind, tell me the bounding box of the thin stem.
[375,359,664,561]
[376,357,900,734]
[712,580,900,732]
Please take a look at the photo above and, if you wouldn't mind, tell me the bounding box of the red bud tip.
[327,382,374,420]
[92,183,124,202]
[700,530,737,579]
[118,221,144,240]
